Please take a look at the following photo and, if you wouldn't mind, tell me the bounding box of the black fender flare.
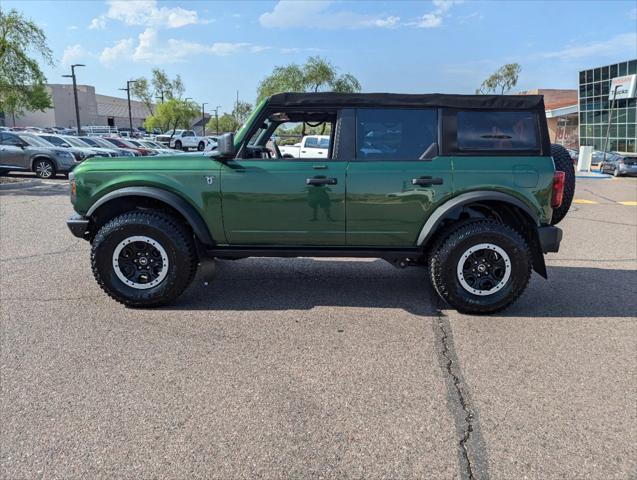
[87,186,215,246]
[417,191,548,278]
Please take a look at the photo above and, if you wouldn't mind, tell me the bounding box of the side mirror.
[216,132,235,158]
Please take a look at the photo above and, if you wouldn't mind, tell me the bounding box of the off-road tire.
[91,210,198,307]
[33,158,55,179]
[428,220,532,314]
[197,141,205,151]
[174,140,182,150]
[550,144,575,225]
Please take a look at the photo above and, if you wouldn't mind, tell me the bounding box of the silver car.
[599,152,637,177]
[0,132,76,178]
[37,134,100,162]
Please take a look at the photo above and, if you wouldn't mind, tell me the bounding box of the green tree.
[207,101,254,134]
[144,99,199,138]
[476,63,522,95]
[130,69,185,115]
[256,56,361,103]
[0,9,53,123]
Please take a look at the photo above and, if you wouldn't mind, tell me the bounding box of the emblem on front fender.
[204,175,215,185]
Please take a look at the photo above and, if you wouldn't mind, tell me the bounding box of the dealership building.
[578,59,637,153]
[6,83,153,131]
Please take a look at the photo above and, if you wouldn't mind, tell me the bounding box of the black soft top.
[267,92,545,111]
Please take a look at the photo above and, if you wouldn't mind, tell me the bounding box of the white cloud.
[413,14,442,28]
[67,25,78,31]
[62,44,91,66]
[409,0,464,28]
[259,1,400,29]
[89,0,207,30]
[99,28,267,65]
[541,32,637,60]
[99,38,135,65]
[89,16,107,30]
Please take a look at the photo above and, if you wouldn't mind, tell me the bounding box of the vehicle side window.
[457,111,539,151]
[304,137,320,148]
[356,108,436,160]
[1,133,23,146]
[183,131,194,137]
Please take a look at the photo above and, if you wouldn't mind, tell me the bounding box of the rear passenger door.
[0,133,29,170]
[346,108,453,247]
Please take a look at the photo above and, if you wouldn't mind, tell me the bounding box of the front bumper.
[537,225,562,253]
[67,213,90,239]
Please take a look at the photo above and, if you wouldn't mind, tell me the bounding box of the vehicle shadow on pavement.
[170,257,440,317]
[171,260,636,319]
[496,265,637,318]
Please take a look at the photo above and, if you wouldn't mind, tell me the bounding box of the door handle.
[312,164,327,169]
[306,176,337,186]
[412,176,443,186]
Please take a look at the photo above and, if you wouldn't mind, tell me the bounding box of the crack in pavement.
[1,243,79,262]
[434,308,490,480]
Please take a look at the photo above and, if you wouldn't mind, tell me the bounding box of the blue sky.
[6,0,637,113]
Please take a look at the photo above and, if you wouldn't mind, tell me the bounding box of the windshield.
[90,137,115,148]
[79,137,98,147]
[19,134,54,148]
[64,136,91,148]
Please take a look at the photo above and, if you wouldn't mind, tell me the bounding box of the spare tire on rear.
[550,144,575,225]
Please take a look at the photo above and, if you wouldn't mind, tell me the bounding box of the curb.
[0,179,43,191]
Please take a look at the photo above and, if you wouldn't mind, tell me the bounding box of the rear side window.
[356,108,436,160]
[457,111,539,151]
[304,136,320,148]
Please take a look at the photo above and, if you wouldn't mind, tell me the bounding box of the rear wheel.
[429,221,532,314]
[91,211,198,307]
[550,144,575,225]
[33,159,55,179]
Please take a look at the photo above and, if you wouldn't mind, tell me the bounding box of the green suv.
[67,93,574,314]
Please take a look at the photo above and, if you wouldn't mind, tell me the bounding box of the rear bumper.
[67,213,90,239]
[537,225,562,253]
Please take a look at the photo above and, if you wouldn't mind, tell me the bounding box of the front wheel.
[613,168,620,177]
[174,140,182,150]
[197,141,205,151]
[91,211,198,307]
[33,159,55,179]
[429,221,532,314]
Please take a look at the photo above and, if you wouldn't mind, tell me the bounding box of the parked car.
[37,134,101,163]
[599,152,637,177]
[56,135,119,157]
[102,137,154,156]
[157,130,208,151]
[0,132,76,178]
[278,135,330,158]
[66,92,574,314]
[124,139,161,156]
[136,140,179,155]
[79,136,136,156]
[565,148,579,163]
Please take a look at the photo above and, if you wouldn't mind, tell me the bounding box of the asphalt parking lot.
[1,174,636,479]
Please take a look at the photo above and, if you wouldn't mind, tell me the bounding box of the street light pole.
[215,105,221,134]
[201,102,208,136]
[602,85,620,164]
[119,80,137,135]
[62,63,85,135]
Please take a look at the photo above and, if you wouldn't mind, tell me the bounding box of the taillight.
[552,171,565,209]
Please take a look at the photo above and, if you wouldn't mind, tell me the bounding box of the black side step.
[206,247,423,267]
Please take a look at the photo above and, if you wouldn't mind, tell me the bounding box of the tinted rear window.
[457,111,539,151]
[356,108,436,160]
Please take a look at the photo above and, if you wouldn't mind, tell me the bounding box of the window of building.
[355,108,436,160]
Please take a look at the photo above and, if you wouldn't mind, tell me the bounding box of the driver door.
[219,110,346,246]
[0,133,29,170]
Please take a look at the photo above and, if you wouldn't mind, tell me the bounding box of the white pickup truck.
[278,135,330,158]
[156,130,208,151]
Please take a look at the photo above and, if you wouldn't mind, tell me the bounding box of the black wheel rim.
[457,243,511,296]
[112,236,169,289]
